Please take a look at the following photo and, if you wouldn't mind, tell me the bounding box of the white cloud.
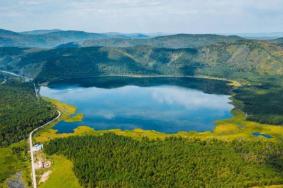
[1,0,282,33]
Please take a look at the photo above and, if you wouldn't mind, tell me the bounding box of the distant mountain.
[104,32,150,39]
[2,40,283,84]
[0,29,20,37]
[271,37,283,47]
[78,34,244,49]
[0,28,247,49]
[233,32,283,40]
[0,29,111,48]
[0,29,151,48]
[21,29,62,35]
[55,42,80,49]
[0,29,23,47]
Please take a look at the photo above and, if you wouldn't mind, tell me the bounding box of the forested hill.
[1,40,283,84]
[2,28,283,85]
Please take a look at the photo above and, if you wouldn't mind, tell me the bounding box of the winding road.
[0,70,31,82]
[0,79,6,85]
[29,111,61,188]
[0,70,25,78]
[0,69,60,187]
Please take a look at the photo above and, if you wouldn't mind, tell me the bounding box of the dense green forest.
[0,80,56,146]
[233,84,283,125]
[45,134,283,188]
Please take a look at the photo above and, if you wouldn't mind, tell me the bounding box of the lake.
[40,77,234,133]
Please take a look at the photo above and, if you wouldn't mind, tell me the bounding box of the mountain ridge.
[0,28,247,49]
[0,28,152,48]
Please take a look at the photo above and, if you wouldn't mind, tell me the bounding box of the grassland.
[65,113,84,123]
[39,155,81,188]
[0,148,22,183]
[0,141,31,188]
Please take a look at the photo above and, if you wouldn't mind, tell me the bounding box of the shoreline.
[35,98,283,143]
[41,74,242,88]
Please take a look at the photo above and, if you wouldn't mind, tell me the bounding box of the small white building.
[32,144,43,152]
[34,160,51,169]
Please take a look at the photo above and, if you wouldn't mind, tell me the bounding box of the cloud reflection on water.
[40,84,233,133]
[151,86,232,110]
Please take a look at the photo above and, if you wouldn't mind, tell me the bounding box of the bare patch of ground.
[39,170,52,184]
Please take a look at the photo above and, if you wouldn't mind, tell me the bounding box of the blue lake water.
[40,78,234,133]
[252,132,272,139]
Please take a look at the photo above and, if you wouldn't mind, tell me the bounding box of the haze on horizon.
[0,0,283,34]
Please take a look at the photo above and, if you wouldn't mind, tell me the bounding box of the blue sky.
[0,0,283,33]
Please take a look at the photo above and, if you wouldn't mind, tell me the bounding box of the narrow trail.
[29,111,61,188]
[0,70,24,78]
[0,70,32,81]
[0,79,6,85]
